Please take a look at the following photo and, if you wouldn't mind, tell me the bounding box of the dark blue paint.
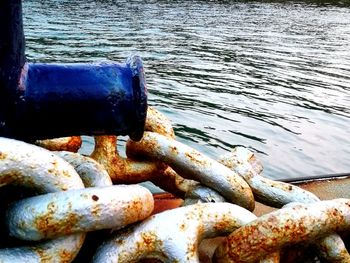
[12,56,147,141]
[0,0,147,141]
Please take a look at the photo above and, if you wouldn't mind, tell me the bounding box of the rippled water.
[23,0,350,180]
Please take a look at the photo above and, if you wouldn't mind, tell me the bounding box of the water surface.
[23,0,350,180]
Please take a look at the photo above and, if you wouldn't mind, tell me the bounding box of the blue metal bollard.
[0,0,147,141]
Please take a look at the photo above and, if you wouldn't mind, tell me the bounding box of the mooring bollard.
[0,0,147,142]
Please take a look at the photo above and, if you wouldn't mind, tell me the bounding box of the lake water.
[23,0,350,181]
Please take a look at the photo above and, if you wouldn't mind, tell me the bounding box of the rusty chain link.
[214,199,350,263]
[93,202,280,263]
[218,147,350,263]
[0,137,85,262]
[0,107,349,262]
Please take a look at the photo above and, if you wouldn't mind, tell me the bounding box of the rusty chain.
[0,107,349,262]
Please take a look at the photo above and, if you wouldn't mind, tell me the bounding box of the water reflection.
[23,0,350,179]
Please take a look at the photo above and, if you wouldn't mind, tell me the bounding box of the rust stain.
[33,247,54,262]
[123,197,148,226]
[186,242,197,261]
[66,136,82,152]
[51,160,58,169]
[142,232,155,246]
[119,230,165,262]
[222,208,336,262]
[144,107,175,138]
[110,156,126,181]
[151,168,188,199]
[34,202,81,238]
[58,249,76,263]
[36,136,82,152]
[92,135,164,184]
[184,150,208,166]
[142,231,164,253]
[267,180,297,193]
[0,151,7,159]
[61,169,71,178]
[0,173,17,185]
[198,219,206,234]
[33,245,76,263]
[179,223,187,231]
[213,216,232,233]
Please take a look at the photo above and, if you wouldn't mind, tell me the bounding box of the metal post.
[0,0,26,134]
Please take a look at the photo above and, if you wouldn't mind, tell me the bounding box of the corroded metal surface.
[144,107,175,139]
[220,146,350,262]
[219,147,319,207]
[90,107,175,184]
[7,185,154,241]
[198,238,281,263]
[36,137,82,152]
[0,137,84,192]
[126,132,255,210]
[214,199,350,263]
[91,135,165,184]
[0,137,85,262]
[93,203,259,262]
[0,234,85,263]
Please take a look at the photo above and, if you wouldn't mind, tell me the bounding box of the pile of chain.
[0,106,349,263]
